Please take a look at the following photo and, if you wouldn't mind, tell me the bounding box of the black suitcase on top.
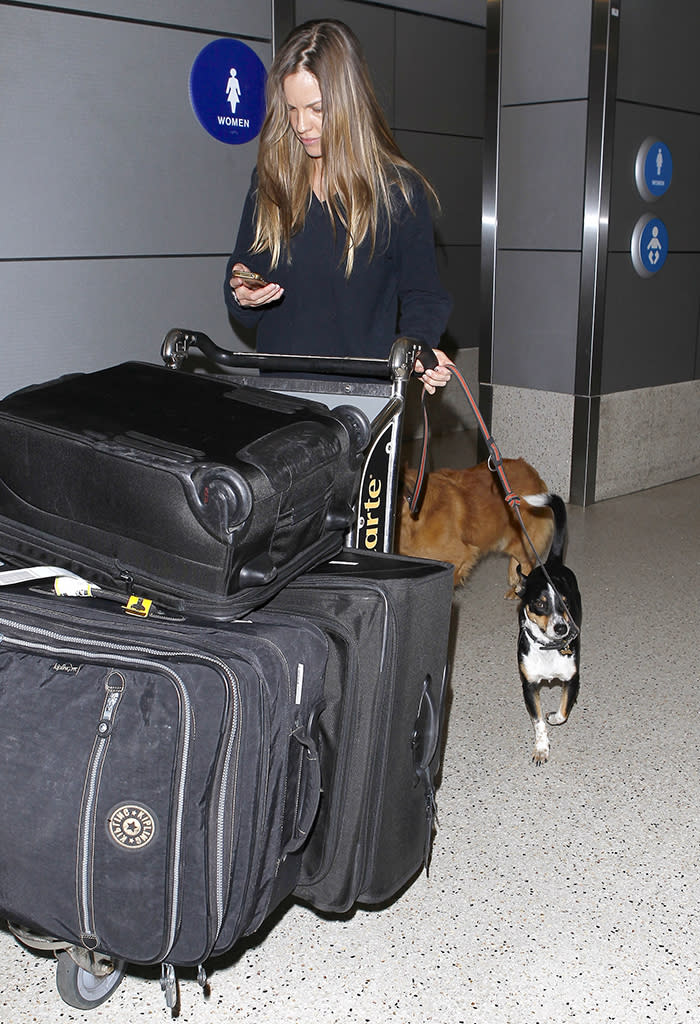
[0,583,327,975]
[265,548,454,913]
[0,362,369,618]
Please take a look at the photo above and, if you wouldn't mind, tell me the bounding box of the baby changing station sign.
[631,214,668,278]
[189,39,266,145]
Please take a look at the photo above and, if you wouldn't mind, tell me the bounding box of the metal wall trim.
[570,0,621,505]
[478,0,502,393]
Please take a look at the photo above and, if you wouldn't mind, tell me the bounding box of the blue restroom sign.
[630,214,668,278]
[189,39,267,145]
[635,137,673,201]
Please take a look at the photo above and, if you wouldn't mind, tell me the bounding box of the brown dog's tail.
[522,493,568,563]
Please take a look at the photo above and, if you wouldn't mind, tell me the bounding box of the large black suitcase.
[0,361,369,618]
[0,583,327,978]
[266,548,454,913]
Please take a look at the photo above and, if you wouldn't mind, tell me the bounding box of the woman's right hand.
[230,263,284,308]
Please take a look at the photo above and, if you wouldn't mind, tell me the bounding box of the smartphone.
[234,269,269,289]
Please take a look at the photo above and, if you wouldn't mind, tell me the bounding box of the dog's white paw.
[532,724,550,765]
[546,711,567,727]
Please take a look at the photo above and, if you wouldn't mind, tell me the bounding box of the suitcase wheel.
[333,404,372,456]
[55,949,126,1009]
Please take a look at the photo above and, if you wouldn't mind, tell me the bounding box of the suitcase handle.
[411,673,442,779]
[161,328,433,382]
[282,727,322,857]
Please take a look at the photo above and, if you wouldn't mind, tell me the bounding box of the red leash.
[407,360,580,641]
[407,362,533,565]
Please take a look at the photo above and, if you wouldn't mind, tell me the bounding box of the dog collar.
[520,623,575,654]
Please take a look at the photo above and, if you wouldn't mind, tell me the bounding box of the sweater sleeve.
[394,183,452,348]
[223,178,265,328]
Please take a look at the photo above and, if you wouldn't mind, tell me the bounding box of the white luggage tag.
[0,564,100,597]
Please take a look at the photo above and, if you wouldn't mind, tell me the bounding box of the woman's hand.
[230,263,284,308]
[416,348,453,395]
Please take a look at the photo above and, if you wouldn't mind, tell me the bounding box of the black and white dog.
[515,494,581,765]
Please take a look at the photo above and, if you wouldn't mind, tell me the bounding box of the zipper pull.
[98,672,125,736]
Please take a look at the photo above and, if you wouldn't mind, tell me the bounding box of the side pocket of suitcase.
[203,614,328,954]
[0,604,239,966]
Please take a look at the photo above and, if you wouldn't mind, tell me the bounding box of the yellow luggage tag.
[124,595,153,617]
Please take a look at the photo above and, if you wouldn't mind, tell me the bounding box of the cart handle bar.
[161,329,437,381]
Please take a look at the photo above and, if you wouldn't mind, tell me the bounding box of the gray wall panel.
[395,132,482,247]
[608,103,700,254]
[1,6,267,259]
[395,13,485,137]
[436,245,481,350]
[497,102,588,251]
[500,0,591,106]
[493,251,581,393]
[363,0,485,25]
[601,253,700,393]
[22,1,269,36]
[0,256,244,399]
[295,0,395,122]
[617,0,700,114]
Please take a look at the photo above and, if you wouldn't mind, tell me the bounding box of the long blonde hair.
[251,19,437,276]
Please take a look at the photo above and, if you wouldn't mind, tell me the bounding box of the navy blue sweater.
[224,175,452,360]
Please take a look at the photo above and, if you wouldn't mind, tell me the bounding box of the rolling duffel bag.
[0,582,327,979]
[265,548,454,913]
[0,361,370,618]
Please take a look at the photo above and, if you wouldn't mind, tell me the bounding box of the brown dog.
[396,458,553,596]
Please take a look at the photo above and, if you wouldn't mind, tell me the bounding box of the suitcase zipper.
[78,670,125,949]
[0,614,240,960]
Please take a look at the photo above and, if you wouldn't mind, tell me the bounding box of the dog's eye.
[532,598,547,614]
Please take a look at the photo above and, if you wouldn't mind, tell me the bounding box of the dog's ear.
[514,564,527,597]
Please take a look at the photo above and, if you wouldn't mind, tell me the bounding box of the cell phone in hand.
[235,269,269,289]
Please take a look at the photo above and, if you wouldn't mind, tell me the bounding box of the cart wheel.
[55,950,126,1009]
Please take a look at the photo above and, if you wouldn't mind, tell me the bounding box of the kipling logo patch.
[52,662,82,675]
[107,803,157,851]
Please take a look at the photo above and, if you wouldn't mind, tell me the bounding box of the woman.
[224,19,452,393]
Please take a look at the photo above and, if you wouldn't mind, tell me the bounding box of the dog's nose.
[554,621,568,636]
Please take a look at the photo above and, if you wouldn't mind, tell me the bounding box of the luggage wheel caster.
[54,948,126,1009]
[8,923,126,1010]
[160,962,180,1012]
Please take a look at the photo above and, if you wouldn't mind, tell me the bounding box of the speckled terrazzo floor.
[2,473,699,1023]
